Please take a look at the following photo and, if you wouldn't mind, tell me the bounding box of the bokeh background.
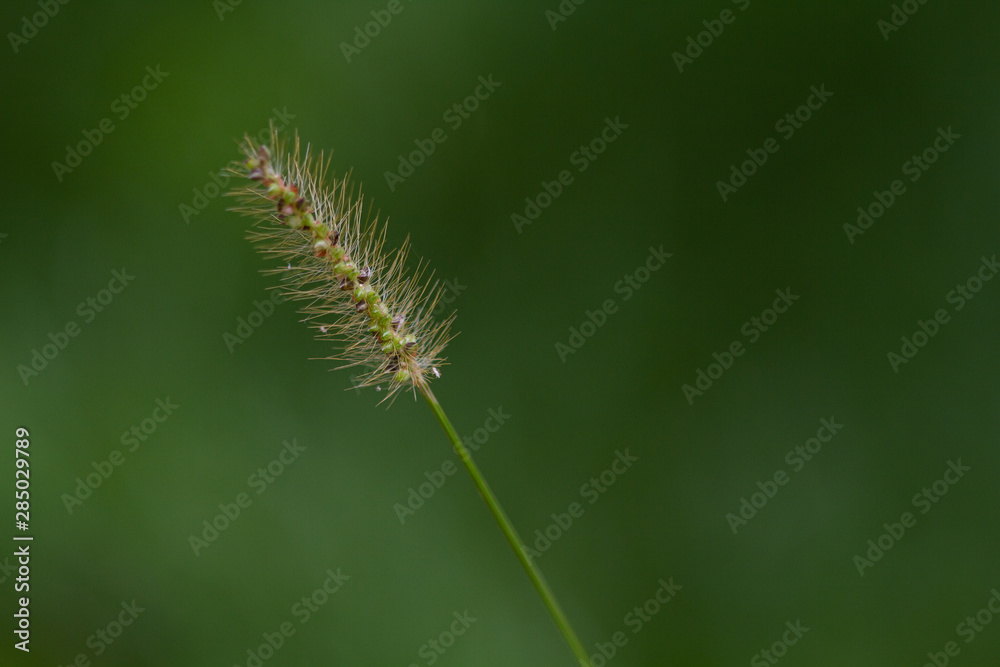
[2,1,999,665]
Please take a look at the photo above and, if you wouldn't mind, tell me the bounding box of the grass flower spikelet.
[227,127,454,400]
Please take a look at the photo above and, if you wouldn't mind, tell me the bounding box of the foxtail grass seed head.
[227,126,455,401]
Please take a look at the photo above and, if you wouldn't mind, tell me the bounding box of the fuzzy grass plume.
[227,126,453,401]
[226,126,592,666]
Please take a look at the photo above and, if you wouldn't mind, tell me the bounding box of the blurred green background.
[2,1,999,665]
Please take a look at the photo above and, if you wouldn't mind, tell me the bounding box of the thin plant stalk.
[420,386,591,667]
